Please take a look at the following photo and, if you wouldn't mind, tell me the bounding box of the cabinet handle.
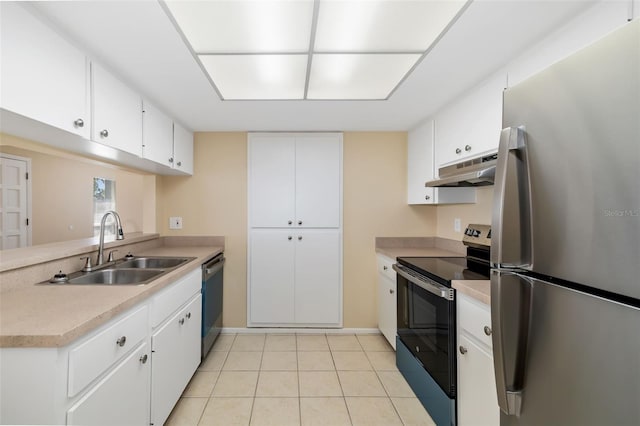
[100,129,109,138]
[425,195,431,200]
[179,318,185,325]
[484,325,493,336]
[455,147,462,154]
[177,161,182,167]
[459,345,468,355]
[74,118,84,128]
[465,145,472,152]
[288,236,293,241]
[139,354,148,364]
[288,220,293,225]
[298,236,303,241]
[116,336,127,347]
[389,289,395,294]
[168,157,174,163]
[186,312,191,319]
[383,265,388,271]
[298,220,303,225]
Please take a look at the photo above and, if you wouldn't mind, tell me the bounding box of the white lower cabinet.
[376,254,396,349]
[151,294,202,426]
[66,342,150,426]
[457,293,499,426]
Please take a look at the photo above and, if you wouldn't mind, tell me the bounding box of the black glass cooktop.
[397,256,489,286]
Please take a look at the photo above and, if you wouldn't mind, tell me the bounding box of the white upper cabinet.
[173,122,194,175]
[91,63,143,157]
[249,133,342,229]
[435,73,506,168]
[408,119,475,205]
[0,2,89,139]
[142,100,174,168]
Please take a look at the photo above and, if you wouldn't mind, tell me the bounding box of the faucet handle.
[107,250,118,262]
[80,256,94,272]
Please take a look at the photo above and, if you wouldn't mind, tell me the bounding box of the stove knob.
[464,228,471,236]
[473,229,480,237]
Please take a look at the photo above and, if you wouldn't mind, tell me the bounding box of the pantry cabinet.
[435,73,506,168]
[407,119,476,205]
[0,2,89,139]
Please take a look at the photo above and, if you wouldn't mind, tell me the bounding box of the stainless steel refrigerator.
[491,19,640,426]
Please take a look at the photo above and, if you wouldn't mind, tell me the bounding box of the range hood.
[425,152,498,187]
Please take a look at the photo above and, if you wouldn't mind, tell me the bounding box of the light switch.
[454,218,461,233]
[169,216,183,230]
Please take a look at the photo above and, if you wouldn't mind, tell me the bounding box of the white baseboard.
[221,327,381,335]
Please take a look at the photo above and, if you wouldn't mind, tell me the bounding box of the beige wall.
[436,187,493,240]
[156,131,437,328]
[0,133,153,246]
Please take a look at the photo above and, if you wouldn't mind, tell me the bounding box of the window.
[93,177,116,237]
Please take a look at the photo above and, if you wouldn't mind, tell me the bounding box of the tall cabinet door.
[249,229,296,324]
[249,135,296,228]
[295,135,342,228]
[294,230,341,325]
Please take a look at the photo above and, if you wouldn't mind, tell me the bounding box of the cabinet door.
[294,230,341,325]
[249,135,296,227]
[151,295,201,426]
[173,122,194,175]
[377,273,397,349]
[249,229,295,324]
[457,335,500,426]
[294,134,342,228]
[142,100,174,167]
[408,120,436,205]
[0,3,89,138]
[92,63,142,156]
[67,342,150,426]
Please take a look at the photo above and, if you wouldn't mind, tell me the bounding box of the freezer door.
[499,20,640,299]
[492,270,640,426]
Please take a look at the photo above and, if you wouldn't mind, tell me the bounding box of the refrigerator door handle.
[491,126,533,268]
[491,270,532,417]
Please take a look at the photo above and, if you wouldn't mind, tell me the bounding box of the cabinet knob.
[100,129,109,138]
[465,145,472,152]
[186,312,191,319]
[298,236,303,241]
[298,220,303,225]
[288,236,293,240]
[177,161,182,167]
[389,289,395,294]
[168,157,174,163]
[484,325,492,336]
[455,147,462,154]
[116,336,127,347]
[288,220,293,225]
[74,118,84,128]
[459,345,468,355]
[139,354,148,364]
[179,318,185,325]
[425,195,431,201]
[383,265,388,271]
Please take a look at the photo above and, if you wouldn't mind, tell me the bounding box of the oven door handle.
[392,264,454,301]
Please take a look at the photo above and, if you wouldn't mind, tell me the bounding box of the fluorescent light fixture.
[163,0,469,100]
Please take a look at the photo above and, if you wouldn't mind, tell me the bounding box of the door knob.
[288,236,293,241]
[100,129,109,138]
[484,326,492,336]
[116,336,126,347]
[298,220,303,225]
[455,147,462,154]
[288,220,293,225]
[459,346,468,355]
[74,118,84,128]
[389,289,395,294]
[139,354,148,364]
[298,236,302,241]
[465,145,472,151]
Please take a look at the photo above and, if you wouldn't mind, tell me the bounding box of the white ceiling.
[31,0,596,132]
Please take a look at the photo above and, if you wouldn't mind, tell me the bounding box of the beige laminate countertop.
[452,280,491,306]
[376,247,464,259]
[0,245,222,348]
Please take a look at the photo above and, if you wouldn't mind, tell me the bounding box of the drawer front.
[376,254,395,281]
[151,268,201,328]
[458,294,493,349]
[68,305,148,397]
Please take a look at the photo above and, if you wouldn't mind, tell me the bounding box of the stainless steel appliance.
[492,19,640,426]
[425,152,498,187]
[394,225,491,426]
[201,253,225,358]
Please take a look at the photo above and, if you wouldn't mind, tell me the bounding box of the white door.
[142,100,174,167]
[249,135,296,228]
[0,155,30,249]
[249,229,295,324]
[377,273,397,349]
[173,122,194,175]
[294,230,341,325]
[295,135,342,228]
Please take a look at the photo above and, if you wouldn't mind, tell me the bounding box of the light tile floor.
[165,333,436,426]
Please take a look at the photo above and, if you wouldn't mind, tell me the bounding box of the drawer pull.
[383,265,388,271]
[116,336,126,347]
[484,326,493,336]
[459,346,468,355]
[179,318,185,325]
[139,354,148,364]
[186,312,192,319]
[389,289,395,294]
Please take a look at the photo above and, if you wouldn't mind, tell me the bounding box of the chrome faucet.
[97,211,124,265]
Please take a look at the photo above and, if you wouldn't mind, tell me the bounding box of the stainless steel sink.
[66,269,164,285]
[117,256,193,269]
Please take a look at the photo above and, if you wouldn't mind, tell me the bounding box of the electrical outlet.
[169,216,183,230]
[454,218,461,233]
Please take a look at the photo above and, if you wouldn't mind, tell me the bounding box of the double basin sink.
[56,256,196,286]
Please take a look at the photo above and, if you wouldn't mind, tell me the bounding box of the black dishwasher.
[201,253,225,359]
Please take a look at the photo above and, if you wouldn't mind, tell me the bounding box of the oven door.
[394,263,457,398]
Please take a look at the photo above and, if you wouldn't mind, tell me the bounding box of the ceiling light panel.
[165,0,314,53]
[314,0,467,52]
[307,53,421,100]
[199,54,308,100]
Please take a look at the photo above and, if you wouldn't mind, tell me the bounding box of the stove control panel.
[462,224,492,247]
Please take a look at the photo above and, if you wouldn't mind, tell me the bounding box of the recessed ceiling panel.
[199,54,307,100]
[307,54,421,100]
[314,0,468,52]
[165,0,314,53]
